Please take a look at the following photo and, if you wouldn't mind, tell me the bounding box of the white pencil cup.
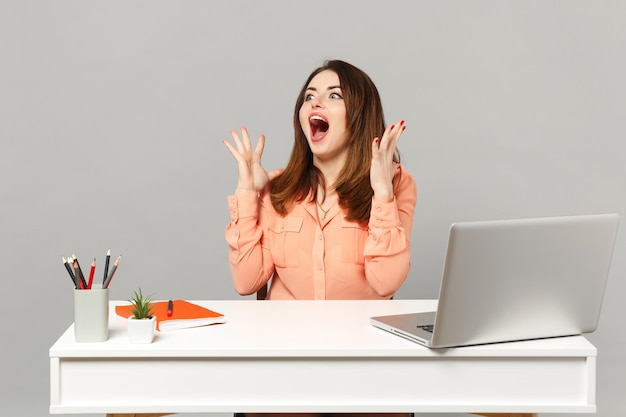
[74,285,109,342]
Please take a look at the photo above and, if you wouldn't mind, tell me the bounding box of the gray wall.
[1,1,624,416]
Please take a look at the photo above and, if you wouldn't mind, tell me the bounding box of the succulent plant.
[129,288,154,320]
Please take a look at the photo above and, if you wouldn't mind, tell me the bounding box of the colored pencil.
[72,254,88,289]
[72,259,85,289]
[87,258,96,289]
[62,257,79,289]
[103,255,121,289]
[102,249,111,286]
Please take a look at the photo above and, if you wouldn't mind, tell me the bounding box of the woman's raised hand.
[370,119,406,203]
[223,127,271,192]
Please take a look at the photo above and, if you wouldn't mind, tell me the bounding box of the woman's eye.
[330,92,343,99]
[305,94,315,101]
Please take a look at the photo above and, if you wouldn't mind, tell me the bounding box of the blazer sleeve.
[225,190,275,295]
[363,165,417,297]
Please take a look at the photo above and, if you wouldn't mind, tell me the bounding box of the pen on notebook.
[87,258,96,289]
[72,254,88,290]
[167,300,173,317]
[72,258,85,289]
[103,255,121,289]
[102,249,111,286]
[62,257,79,289]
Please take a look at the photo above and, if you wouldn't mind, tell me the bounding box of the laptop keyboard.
[416,324,434,333]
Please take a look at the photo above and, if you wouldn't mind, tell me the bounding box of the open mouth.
[309,114,329,140]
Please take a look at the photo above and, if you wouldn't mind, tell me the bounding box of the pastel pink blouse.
[225,165,417,300]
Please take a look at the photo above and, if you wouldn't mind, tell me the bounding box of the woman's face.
[298,70,350,165]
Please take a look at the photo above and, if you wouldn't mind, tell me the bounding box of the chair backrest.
[255,283,392,300]
[256,283,268,300]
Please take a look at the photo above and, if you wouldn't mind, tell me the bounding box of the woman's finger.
[254,133,266,158]
[240,126,253,151]
[223,139,244,162]
[376,120,405,155]
[230,129,245,153]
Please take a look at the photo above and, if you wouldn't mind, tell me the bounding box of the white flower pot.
[128,316,156,344]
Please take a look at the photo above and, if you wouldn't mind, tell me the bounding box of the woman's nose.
[310,96,323,108]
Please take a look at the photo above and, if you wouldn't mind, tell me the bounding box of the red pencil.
[87,258,96,289]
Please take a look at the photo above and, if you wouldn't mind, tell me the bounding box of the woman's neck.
[314,154,346,190]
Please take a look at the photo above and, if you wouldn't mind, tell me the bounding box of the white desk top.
[50,300,598,414]
[50,299,596,358]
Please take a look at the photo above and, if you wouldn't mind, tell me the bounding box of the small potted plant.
[127,288,156,344]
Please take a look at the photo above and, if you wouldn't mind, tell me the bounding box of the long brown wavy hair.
[269,60,400,223]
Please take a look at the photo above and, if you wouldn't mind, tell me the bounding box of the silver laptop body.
[371,213,619,348]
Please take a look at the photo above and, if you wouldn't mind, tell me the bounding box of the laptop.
[371,213,619,348]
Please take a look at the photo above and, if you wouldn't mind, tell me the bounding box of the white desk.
[49,300,596,415]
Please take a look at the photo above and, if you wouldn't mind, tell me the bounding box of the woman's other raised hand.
[370,119,406,203]
[223,127,273,193]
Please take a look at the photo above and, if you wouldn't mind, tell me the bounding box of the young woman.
[224,59,417,301]
[111,62,496,417]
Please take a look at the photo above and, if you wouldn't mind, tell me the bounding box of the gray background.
[1,1,624,416]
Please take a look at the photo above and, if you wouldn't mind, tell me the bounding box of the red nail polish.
[400,120,405,125]
[402,125,406,131]
[390,125,395,130]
